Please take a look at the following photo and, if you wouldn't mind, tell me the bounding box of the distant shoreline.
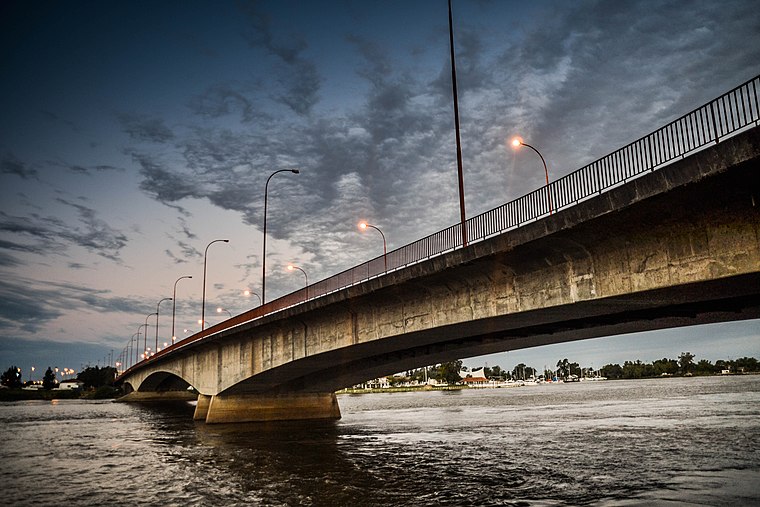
[337,372,758,395]
[2,373,755,402]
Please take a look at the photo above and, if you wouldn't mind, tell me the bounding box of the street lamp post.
[129,333,134,367]
[216,307,232,318]
[243,289,262,306]
[136,324,148,363]
[171,275,192,344]
[155,297,172,352]
[511,137,553,214]
[129,332,138,368]
[262,168,299,304]
[358,222,387,271]
[201,239,230,331]
[448,0,467,247]
[144,314,156,358]
[287,264,308,299]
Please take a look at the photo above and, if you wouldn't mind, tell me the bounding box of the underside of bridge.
[239,273,759,396]
[118,127,760,423]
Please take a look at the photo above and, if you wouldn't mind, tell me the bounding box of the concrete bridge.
[118,81,760,424]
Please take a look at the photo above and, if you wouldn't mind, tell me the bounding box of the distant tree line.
[599,353,759,379]
[380,353,759,386]
[0,365,117,390]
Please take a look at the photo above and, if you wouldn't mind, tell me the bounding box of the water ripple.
[1,377,759,505]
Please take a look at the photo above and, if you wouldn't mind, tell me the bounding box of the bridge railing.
[126,74,759,373]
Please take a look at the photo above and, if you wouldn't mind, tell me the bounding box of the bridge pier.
[194,394,211,421]
[203,392,341,424]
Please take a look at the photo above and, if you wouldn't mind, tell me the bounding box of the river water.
[1,376,759,506]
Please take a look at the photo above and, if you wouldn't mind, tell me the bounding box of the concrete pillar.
[204,392,341,424]
[193,394,211,421]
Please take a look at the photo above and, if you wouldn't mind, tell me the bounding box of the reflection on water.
[1,376,759,505]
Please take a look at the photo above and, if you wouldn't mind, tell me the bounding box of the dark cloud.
[273,60,321,116]
[0,199,128,262]
[1,152,38,180]
[239,2,321,115]
[0,276,147,334]
[188,84,263,123]
[131,152,201,204]
[0,279,64,333]
[180,126,256,174]
[118,113,175,143]
[66,163,123,175]
[0,212,66,255]
[164,238,201,264]
[164,249,188,264]
[0,251,21,267]
[179,221,197,240]
[55,198,129,262]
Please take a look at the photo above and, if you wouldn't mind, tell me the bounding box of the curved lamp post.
[136,324,148,362]
[262,168,300,304]
[201,239,230,331]
[511,137,553,214]
[358,221,387,271]
[129,331,139,367]
[287,264,308,299]
[216,307,232,318]
[144,314,156,358]
[171,275,192,344]
[155,297,172,351]
[243,289,262,306]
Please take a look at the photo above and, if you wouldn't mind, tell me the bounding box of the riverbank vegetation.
[0,365,120,401]
[357,353,760,389]
[599,354,758,379]
[492,353,759,382]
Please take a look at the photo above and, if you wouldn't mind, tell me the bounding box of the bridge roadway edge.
[119,127,760,423]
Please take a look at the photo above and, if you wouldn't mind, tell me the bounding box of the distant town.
[1,353,758,401]
[346,353,760,392]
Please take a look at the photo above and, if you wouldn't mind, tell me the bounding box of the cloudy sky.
[1,0,758,380]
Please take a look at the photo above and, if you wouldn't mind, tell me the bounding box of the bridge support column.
[193,394,211,421]
[204,392,341,424]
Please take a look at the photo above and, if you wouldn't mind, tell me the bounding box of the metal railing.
[126,73,759,373]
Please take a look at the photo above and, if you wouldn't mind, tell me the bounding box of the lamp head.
[511,137,523,149]
[291,169,300,174]
[216,307,223,313]
[287,264,295,271]
[358,222,368,230]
